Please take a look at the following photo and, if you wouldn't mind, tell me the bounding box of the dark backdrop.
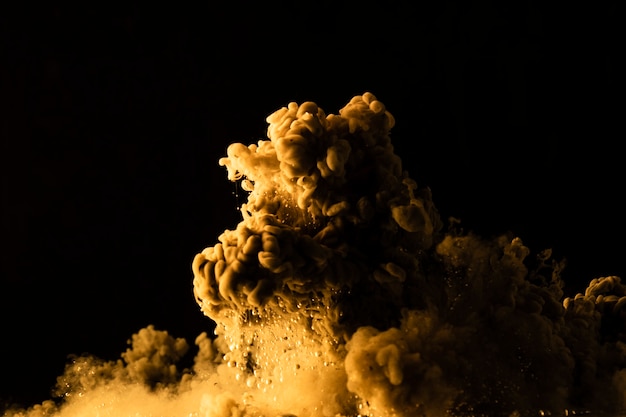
[1,2,621,408]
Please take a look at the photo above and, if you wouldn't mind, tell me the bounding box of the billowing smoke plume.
[5,93,626,417]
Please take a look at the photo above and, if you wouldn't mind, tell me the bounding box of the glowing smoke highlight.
[4,93,626,417]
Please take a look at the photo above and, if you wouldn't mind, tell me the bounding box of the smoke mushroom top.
[6,93,626,417]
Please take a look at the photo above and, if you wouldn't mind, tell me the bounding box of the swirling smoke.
[5,93,626,417]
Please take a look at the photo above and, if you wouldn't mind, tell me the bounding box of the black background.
[1,2,622,409]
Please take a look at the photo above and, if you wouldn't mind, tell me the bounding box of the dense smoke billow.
[5,93,626,417]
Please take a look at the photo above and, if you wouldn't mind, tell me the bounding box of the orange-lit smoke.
[5,93,626,417]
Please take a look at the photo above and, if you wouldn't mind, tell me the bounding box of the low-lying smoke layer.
[5,93,626,417]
